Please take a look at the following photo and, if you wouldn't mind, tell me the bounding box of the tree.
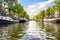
[39,10,45,18]
[52,0,60,13]
[3,0,29,19]
[50,6,55,17]
[45,7,51,17]
[33,10,45,20]
[2,6,7,15]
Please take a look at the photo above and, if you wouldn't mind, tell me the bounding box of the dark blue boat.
[0,19,15,24]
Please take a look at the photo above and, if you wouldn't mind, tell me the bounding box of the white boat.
[19,17,27,23]
[0,16,19,24]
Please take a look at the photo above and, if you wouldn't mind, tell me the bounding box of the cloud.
[18,0,22,3]
[25,0,56,18]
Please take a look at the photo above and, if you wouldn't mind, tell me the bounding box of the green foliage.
[9,4,22,16]
[46,7,51,16]
[33,10,45,20]
[39,10,45,18]
[0,0,2,3]
[54,0,60,12]
[2,7,7,14]
[50,6,55,16]
[4,0,29,19]
[33,0,60,20]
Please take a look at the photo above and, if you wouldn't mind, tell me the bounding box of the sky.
[20,0,48,8]
[19,0,56,19]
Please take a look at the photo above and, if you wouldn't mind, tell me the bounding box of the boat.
[43,18,60,23]
[19,17,27,23]
[0,16,19,24]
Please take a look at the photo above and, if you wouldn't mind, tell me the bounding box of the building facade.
[0,0,2,15]
[54,10,60,18]
[0,0,18,16]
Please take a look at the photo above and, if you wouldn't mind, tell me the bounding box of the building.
[0,0,2,15]
[0,0,18,16]
[54,11,60,18]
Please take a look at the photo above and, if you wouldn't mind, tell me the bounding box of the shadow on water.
[0,22,29,40]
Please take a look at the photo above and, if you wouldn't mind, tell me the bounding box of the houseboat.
[0,15,19,24]
[44,11,60,23]
[0,0,19,24]
[19,17,27,23]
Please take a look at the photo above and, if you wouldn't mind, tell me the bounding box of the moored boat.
[19,17,27,23]
[43,18,60,23]
[0,16,19,24]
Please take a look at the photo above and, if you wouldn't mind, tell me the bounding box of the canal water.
[0,21,60,40]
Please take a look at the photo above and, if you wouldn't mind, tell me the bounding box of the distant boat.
[19,17,27,23]
[0,16,19,24]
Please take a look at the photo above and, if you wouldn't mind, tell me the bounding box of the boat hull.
[19,20,26,23]
[0,19,18,24]
[44,19,60,23]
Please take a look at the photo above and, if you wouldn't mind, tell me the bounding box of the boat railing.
[0,16,14,21]
[19,17,26,20]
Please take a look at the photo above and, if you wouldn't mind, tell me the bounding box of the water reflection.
[0,22,28,40]
[38,22,60,40]
[23,34,40,40]
[0,21,59,40]
[23,21,46,40]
